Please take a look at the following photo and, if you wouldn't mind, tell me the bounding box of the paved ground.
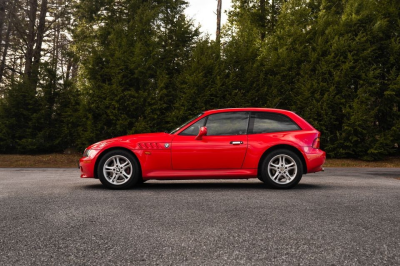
[0,168,399,265]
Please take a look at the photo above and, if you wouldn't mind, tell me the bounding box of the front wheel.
[260,149,303,189]
[97,150,140,189]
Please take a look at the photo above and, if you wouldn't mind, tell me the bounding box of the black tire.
[260,149,303,189]
[97,149,140,189]
[136,179,148,186]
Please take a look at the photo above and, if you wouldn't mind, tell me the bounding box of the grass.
[0,154,399,168]
[0,153,81,168]
[323,157,400,168]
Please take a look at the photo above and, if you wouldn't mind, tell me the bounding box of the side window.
[250,112,300,134]
[206,112,249,136]
[180,118,206,136]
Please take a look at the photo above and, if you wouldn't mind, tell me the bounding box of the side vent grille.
[137,143,163,149]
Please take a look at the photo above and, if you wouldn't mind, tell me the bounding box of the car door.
[171,112,249,169]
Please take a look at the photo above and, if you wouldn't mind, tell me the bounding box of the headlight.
[83,149,92,157]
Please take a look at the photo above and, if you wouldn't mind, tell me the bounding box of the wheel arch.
[257,144,307,175]
[94,147,142,179]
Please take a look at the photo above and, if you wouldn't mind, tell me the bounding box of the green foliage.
[255,0,400,159]
[74,0,200,149]
[0,65,81,153]
[0,0,399,159]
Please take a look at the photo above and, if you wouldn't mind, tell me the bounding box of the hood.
[88,132,173,150]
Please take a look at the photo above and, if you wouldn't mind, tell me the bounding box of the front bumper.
[79,150,101,178]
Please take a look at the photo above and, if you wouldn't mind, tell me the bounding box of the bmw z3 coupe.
[80,108,325,189]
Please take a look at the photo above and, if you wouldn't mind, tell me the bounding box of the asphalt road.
[0,168,399,265]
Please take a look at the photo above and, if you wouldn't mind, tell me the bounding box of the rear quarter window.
[249,112,301,134]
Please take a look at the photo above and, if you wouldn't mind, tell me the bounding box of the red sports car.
[80,108,325,189]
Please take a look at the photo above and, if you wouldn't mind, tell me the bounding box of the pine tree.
[74,0,199,146]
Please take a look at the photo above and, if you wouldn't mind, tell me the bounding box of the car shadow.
[81,181,323,191]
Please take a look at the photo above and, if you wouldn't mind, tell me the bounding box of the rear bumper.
[304,147,326,173]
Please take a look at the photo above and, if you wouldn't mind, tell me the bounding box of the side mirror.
[195,126,207,140]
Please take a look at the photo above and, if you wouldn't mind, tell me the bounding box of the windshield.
[169,113,204,134]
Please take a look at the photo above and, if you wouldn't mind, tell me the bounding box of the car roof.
[200,108,314,131]
[203,108,294,115]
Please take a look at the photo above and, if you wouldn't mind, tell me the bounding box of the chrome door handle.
[230,141,243,145]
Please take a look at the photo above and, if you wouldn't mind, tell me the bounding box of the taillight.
[312,137,320,149]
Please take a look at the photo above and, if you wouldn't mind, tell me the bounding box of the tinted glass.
[180,118,206,136]
[170,113,203,134]
[206,112,249,135]
[251,112,300,134]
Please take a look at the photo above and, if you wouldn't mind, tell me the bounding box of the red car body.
[80,108,325,183]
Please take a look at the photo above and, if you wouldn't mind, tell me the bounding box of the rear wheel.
[260,149,303,189]
[97,150,140,189]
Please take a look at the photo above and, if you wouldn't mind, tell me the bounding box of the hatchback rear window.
[249,112,300,134]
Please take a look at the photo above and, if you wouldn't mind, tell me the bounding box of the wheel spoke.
[270,162,279,168]
[269,165,279,171]
[122,167,131,176]
[122,164,131,171]
[284,172,291,181]
[286,162,294,167]
[272,171,280,180]
[122,172,130,180]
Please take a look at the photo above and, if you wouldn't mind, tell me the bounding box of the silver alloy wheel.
[103,155,133,185]
[267,154,297,185]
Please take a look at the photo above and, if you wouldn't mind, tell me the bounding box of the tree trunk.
[271,0,275,31]
[65,58,72,83]
[0,0,6,49]
[71,61,78,81]
[53,14,60,72]
[260,0,266,40]
[0,0,11,83]
[30,0,48,88]
[52,14,60,88]
[24,0,38,77]
[0,17,10,83]
[216,0,222,42]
